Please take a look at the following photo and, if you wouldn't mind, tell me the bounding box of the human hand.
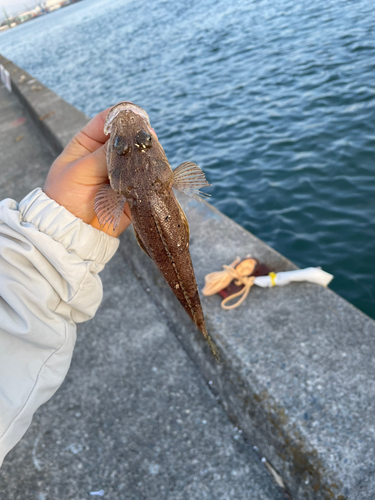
[43,108,131,238]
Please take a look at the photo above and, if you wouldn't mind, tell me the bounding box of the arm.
[0,109,131,466]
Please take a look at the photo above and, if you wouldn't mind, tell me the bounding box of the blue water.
[1,0,375,318]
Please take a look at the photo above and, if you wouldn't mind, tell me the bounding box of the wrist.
[19,188,120,264]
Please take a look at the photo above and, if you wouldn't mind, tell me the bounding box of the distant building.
[43,0,64,12]
[0,0,82,28]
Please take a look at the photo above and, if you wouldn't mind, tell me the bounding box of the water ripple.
[1,0,374,318]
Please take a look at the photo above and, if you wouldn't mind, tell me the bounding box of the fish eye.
[135,130,152,150]
[114,136,130,156]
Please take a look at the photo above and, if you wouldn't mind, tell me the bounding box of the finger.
[67,142,109,193]
[73,106,113,154]
[86,141,108,179]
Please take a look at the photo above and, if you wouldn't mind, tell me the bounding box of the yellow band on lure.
[269,272,277,287]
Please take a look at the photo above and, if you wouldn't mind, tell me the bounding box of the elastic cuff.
[19,188,120,265]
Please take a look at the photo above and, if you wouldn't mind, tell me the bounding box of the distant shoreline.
[0,0,83,31]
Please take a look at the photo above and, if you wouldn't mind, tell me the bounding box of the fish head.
[104,102,172,197]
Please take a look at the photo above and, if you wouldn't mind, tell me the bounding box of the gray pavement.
[0,73,286,498]
[0,79,55,201]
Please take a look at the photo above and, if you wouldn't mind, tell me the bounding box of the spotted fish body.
[95,102,218,359]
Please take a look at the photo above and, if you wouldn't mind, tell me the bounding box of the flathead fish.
[94,102,219,359]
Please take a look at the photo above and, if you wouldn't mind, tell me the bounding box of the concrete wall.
[1,53,374,499]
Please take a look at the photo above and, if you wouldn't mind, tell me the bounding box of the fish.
[94,102,219,359]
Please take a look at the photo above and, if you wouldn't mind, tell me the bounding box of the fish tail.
[198,320,220,361]
[178,282,220,361]
[179,274,220,360]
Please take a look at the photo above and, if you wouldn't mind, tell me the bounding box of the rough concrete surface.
[121,195,375,500]
[0,70,286,498]
[2,54,375,499]
[0,80,55,201]
[0,251,286,500]
[0,54,89,155]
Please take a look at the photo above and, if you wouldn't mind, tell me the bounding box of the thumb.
[84,141,109,182]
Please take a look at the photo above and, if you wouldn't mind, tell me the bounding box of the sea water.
[1,0,374,318]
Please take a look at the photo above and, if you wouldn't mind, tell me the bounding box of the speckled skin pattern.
[106,105,218,358]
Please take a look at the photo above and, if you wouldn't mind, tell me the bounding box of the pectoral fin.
[172,162,211,202]
[94,184,126,230]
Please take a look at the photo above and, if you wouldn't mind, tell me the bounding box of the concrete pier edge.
[1,53,375,500]
[0,55,89,155]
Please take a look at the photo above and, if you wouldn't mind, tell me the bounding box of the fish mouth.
[104,101,151,135]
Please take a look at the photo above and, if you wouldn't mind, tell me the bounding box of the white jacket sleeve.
[0,188,119,466]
